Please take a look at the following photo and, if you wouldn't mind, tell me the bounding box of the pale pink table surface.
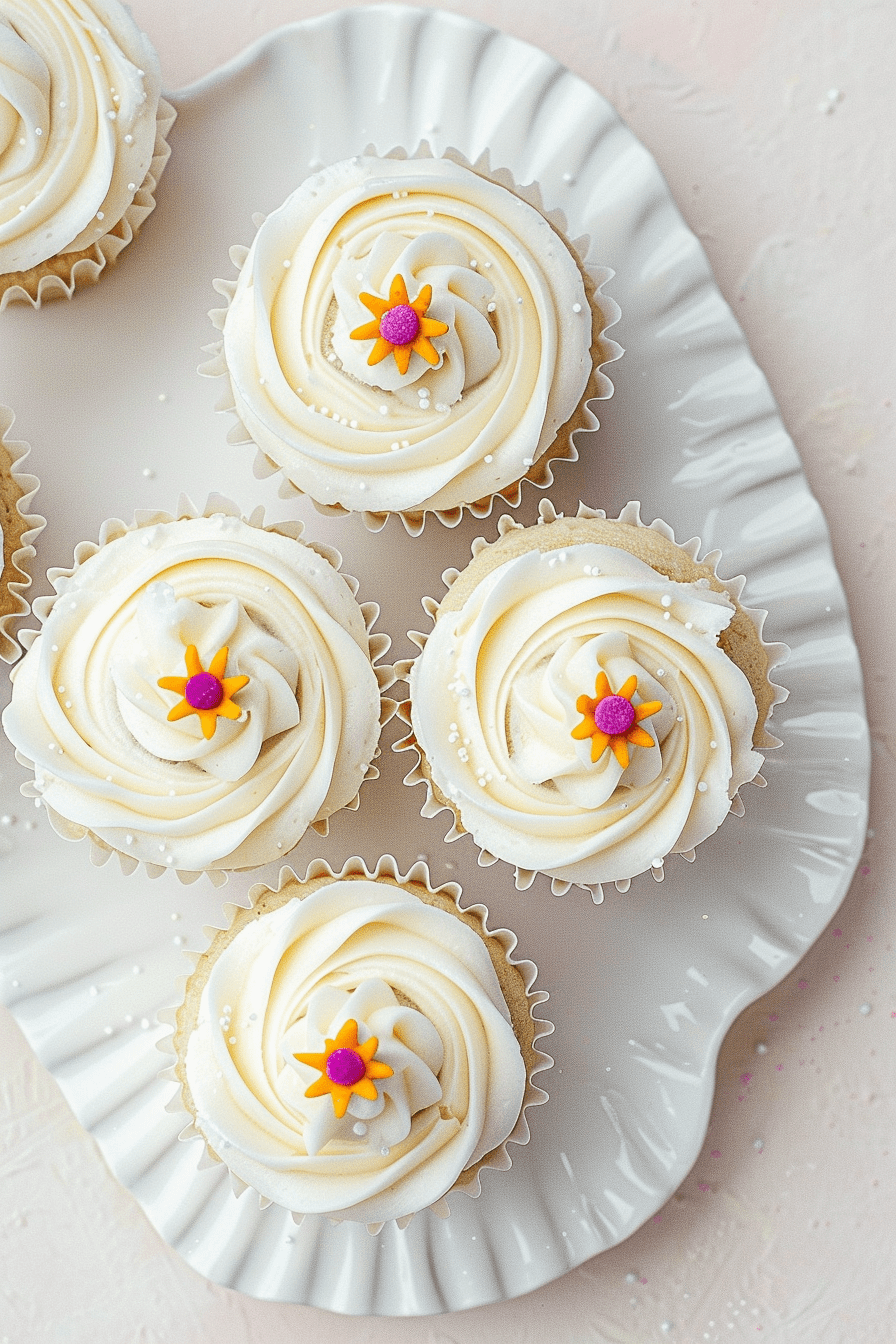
[1,2,893,1340]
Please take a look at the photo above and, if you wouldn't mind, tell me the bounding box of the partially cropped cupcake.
[204,149,620,533]
[0,406,44,662]
[2,498,394,880]
[164,855,551,1228]
[0,0,175,308]
[398,501,788,897]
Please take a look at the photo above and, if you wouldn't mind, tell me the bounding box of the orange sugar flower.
[349,272,449,375]
[157,644,249,741]
[294,1018,394,1119]
[571,671,662,770]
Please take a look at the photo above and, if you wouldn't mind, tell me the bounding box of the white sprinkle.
[381,1146,390,1156]
[327,352,337,363]
[487,301,496,313]
[572,303,582,313]
[426,208,434,217]
[283,258,291,268]
[656,669,665,677]
[859,1002,872,1015]
[104,1026,113,1036]
[96,211,104,220]
[51,644,58,651]
[59,100,67,109]
[356,271,364,281]
[35,127,43,137]
[66,701,72,709]
[710,740,717,749]
[89,986,99,997]
[469,259,478,269]
[661,595,672,607]
[379,404,388,416]
[320,406,328,415]
[401,439,409,448]
[755,1042,768,1054]
[753,1138,765,1151]
[484,454,493,463]
[676,716,683,723]
[105,775,112,782]
[697,781,708,793]
[663,611,670,620]
[140,1018,150,1030]
[124,134,133,144]
[353,1122,367,1136]
[94,53,101,61]
[685,621,693,630]
[651,858,663,868]
[107,110,117,121]
[350,419,358,429]
[359,482,367,491]
[158,844,165,853]
[142,467,155,478]
[229,1037,236,1045]
[390,441,399,451]
[522,457,533,466]
[132,965,141,975]
[126,834,134,844]
[127,182,135,191]
[516,296,523,304]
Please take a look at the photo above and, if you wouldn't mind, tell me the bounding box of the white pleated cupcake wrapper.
[0,406,45,663]
[156,852,554,1233]
[10,493,397,886]
[201,143,622,536]
[394,498,791,902]
[0,99,176,310]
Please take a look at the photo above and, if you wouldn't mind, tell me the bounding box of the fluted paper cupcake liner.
[395,498,790,901]
[158,852,553,1232]
[201,143,622,535]
[0,406,45,663]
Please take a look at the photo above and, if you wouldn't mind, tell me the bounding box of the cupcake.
[0,406,44,662]
[0,0,175,308]
[162,854,551,1229]
[1,497,394,881]
[397,500,788,897]
[203,148,620,533]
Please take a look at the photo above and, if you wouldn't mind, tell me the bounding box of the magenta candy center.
[326,1048,366,1087]
[594,694,636,736]
[185,671,224,711]
[379,303,420,346]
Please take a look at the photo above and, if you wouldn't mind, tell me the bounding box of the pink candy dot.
[326,1048,366,1087]
[185,671,224,710]
[379,304,420,346]
[594,694,636,736]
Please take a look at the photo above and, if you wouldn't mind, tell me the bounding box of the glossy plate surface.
[0,4,869,1316]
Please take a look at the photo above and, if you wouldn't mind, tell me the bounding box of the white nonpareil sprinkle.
[572,302,582,313]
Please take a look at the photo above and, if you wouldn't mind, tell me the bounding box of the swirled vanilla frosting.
[409,540,764,886]
[2,511,384,873]
[182,878,527,1224]
[218,154,596,517]
[0,0,162,274]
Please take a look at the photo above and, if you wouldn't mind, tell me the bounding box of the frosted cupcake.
[0,0,175,308]
[398,501,788,898]
[204,149,620,533]
[2,498,394,881]
[0,406,44,662]
[163,854,552,1229]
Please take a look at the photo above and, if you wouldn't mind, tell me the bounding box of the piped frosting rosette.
[161,854,552,1229]
[2,497,395,881]
[203,148,620,533]
[0,0,175,306]
[0,405,44,662]
[397,501,789,898]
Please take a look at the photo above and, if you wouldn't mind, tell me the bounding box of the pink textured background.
[1,2,893,1339]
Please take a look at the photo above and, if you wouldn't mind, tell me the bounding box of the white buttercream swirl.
[0,0,162,274]
[219,154,594,516]
[184,879,527,1224]
[3,513,384,873]
[410,543,763,886]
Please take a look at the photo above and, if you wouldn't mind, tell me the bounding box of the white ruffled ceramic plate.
[0,4,869,1317]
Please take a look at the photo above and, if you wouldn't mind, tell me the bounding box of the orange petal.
[392,343,412,375]
[304,1075,334,1100]
[293,1051,329,1072]
[222,674,250,697]
[208,646,229,680]
[617,675,638,703]
[627,725,656,749]
[166,699,193,723]
[389,274,410,307]
[634,699,662,721]
[349,319,381,341]
[330,1086,352,1118]
[593,671,611,701]
[366,1059,394,1080]
[352,1078,379,1102]
[571,716,597,741]
[359,292,389,318]
[411,335,441,366]
[419,316,449,338]
[217,700,242,720]
[590,729,610,762]
[611,737,630,769]
[356,1035,380,1062]
[335,1021,360,1050]
[198,709,218,740]
[367,337,394,366]
[184,645,203,678]
[157,676,188,694]
[409,283,432,315]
